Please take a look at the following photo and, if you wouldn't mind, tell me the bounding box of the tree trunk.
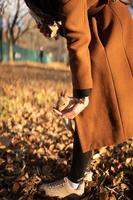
[0,15,3,62]
[8,37,14,63]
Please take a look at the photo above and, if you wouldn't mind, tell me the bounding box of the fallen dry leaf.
[0,64,132,200]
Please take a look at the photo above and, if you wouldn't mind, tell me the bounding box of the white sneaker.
[39,177,85,199]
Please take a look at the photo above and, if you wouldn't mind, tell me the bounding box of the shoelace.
[47,178,67,189]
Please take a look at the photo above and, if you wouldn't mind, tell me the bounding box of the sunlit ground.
[0,64,132,200]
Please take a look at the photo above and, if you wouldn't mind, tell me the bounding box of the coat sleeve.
[60,0,93,97]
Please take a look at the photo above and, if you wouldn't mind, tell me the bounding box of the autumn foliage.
[0,64,132,200]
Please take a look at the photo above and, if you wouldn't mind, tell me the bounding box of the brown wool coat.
[60,0,133,153]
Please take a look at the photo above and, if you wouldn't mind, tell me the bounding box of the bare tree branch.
[14,18,32,42]
[2,0,31,61]
[11,0,20,29]
[16,11,29,25]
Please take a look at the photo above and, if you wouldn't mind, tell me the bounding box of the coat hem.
[82,136,133,153]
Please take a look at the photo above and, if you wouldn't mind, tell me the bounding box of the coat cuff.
[73,89,92,98]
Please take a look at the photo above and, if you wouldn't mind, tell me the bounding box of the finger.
[60,100,75,112]
[62,104,82,116]
[61,105,75,115]
[61,103,87,119]
[62,109,77,119]
[62,110,77,119]
[40,29,51,37]
[44,32,51,37]
[53,108,62,116]
[39,25,51,35]
[37,23,41,29]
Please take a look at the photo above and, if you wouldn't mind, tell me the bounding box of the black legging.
[68,125,93,183]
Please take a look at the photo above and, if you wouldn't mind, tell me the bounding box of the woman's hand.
[53,96,89,119]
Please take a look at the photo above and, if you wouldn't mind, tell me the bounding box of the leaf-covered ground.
[0,64,133,200]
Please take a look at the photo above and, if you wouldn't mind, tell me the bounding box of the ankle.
[67,175,84,183]
[67,177,80,189]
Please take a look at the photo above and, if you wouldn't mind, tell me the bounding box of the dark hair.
[24,0,61,22]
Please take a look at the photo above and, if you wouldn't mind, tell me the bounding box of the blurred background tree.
[1,1,132,64]
[0,0,6,61]
[2,0,31,62]
[0,0,68,64]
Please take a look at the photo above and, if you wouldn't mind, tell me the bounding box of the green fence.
[2,42,68,64]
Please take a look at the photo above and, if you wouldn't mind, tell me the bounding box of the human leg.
[68,125,93,183]
[39,125,93,198]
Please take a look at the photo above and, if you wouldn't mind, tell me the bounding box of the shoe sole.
[63,194,82,200]
[38,192,82,200]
